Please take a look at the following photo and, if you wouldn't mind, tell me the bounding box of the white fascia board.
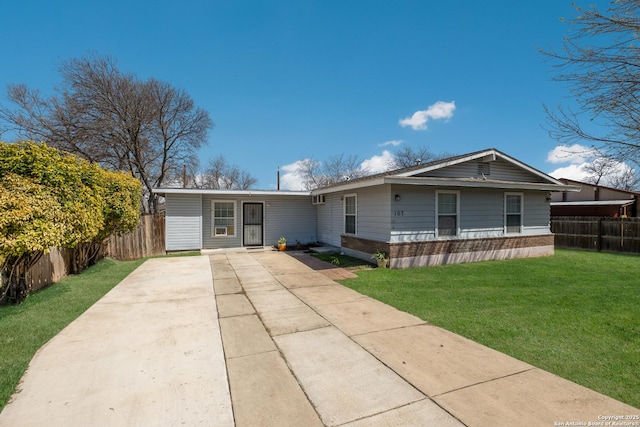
[152,188,311,196]
[311,178,386,195]
[383,176,581,192]
[393,148,565,186]
[493,151,567,186]
[393,149,498,177]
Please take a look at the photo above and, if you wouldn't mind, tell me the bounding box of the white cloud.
[279,160,307,191]
[399,101,456,130]
[546,144,597,164]
[548,161,636,186]
[548,164,591,181]
[378,139,403,147]
[547,144,636,187]
[278,151,394,191]
[360,150,394,174]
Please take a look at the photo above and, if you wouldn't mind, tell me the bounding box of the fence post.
[597,217,603,252]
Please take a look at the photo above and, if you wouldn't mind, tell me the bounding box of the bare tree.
[608,167,639,191]
[295,148,460,190]
[0,54,213,213]
[582,152,640,190]
[199,155,257,190]
[295,154,370,190]
[387,145,455,169]
[296,158,324,190]
[200,156,227,189]
[541,1,640,170]
[565,149,640,190]
[323,154,370,183]
[582,155,620,186]
[235,170,258,190]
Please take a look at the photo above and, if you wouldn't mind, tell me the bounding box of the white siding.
[355,186,391,241]
[165,193,202,251]
[317,187,391,246]
[523,191,552,235]
[389,187,551,243]
[317,193,343,246]
[264,196,317,246]
[423,158,543,182]
[390,185,436,242]
[201,194,316,249]
[460,189,505,238]
[460,189,551,237]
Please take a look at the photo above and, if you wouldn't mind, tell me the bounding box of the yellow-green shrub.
[0,141,141,303]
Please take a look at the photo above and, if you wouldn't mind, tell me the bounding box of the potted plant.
[371,250,389,268]
[277,236,287,251]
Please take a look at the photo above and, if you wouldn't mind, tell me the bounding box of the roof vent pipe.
[183,164,187,188]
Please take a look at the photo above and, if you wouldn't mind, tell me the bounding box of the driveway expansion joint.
[4,251,635,427]
[431,367,538,398]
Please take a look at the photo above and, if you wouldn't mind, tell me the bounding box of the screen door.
[243,203,263,246]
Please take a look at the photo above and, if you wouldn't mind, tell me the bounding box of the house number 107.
[394,210,404,216]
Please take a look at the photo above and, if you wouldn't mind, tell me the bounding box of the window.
[344,194,357,234]
[213,201,236,237]
[436,191,458,237]
[505,193,523,234]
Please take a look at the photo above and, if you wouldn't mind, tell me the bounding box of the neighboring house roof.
[557,178,639,198]
[551,200,635,207]
[312,148,580,194]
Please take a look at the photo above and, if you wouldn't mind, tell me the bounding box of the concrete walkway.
[1,250,636,426]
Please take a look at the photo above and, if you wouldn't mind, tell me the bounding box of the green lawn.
[0,257,146,411]
[339,249,640,409]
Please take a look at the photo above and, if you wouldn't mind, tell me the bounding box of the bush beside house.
[0,141,141,304]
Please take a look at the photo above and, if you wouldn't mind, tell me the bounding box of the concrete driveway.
[0,249,636,426]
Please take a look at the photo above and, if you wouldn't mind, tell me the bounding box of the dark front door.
[243,202,263,246]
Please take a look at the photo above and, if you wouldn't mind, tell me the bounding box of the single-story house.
[153,148,580,268]
[151,189,317,251]
[550,178,639,217]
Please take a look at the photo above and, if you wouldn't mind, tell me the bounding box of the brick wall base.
[340,234,554,268]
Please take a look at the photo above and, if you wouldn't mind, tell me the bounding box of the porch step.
[308,245,341,254]
[201,246,271,255]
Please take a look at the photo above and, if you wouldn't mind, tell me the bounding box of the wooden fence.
[106,214,166,261]
[551,216,640,254]
[15,214,166,293]
[10,248,75,293]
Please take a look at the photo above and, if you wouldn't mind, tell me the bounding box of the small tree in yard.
[0,141,141,304]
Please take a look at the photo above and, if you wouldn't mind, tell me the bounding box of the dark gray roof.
[312,148,566,193]
[314,148,489,191]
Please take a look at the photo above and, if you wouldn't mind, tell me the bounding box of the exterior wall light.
[395,194,401,202]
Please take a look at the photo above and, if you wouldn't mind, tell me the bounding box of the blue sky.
[1,0,612,189]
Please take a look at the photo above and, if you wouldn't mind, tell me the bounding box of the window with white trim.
[212,200,236,237]
[505,193,523,234]
[436,191,459,237]
[344,194,357,234]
